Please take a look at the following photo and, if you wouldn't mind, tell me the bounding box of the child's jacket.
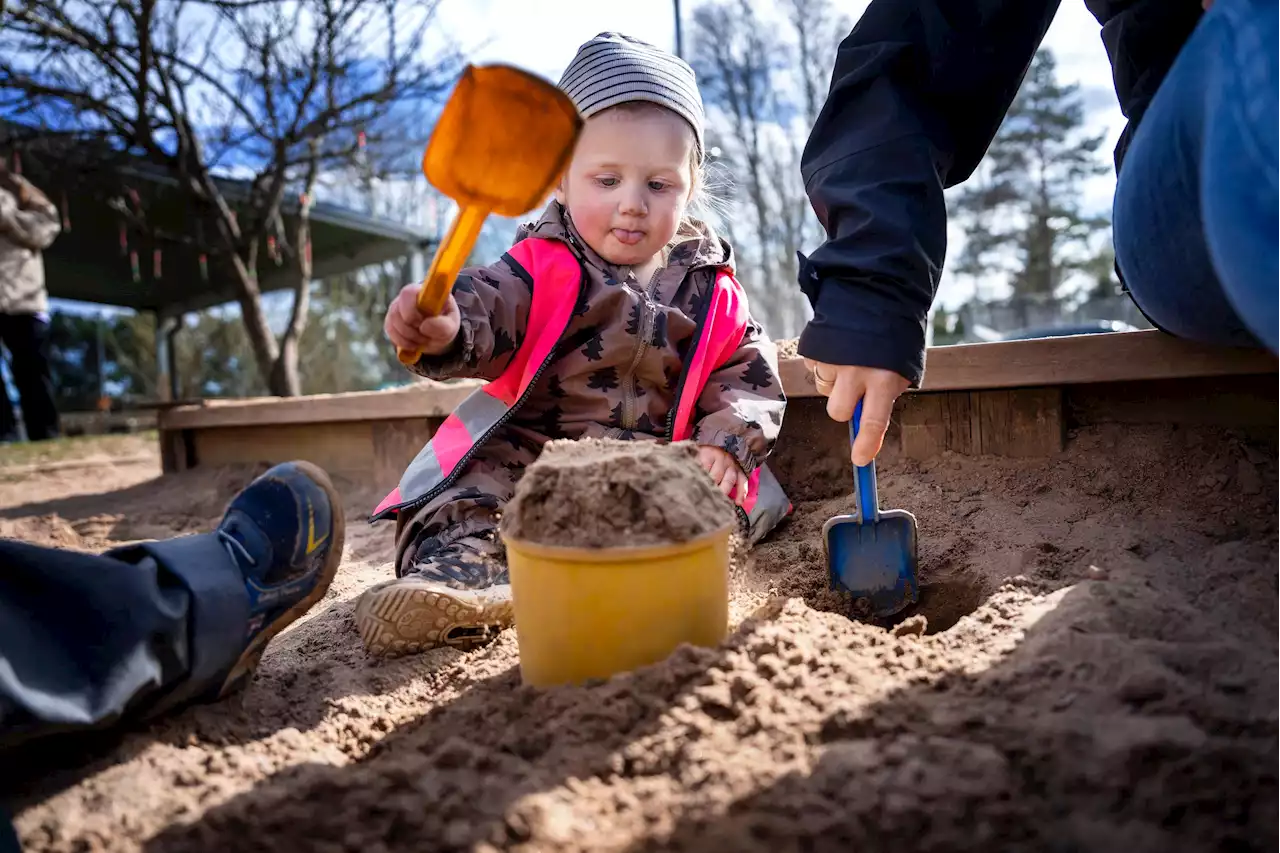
[373,202,791,541]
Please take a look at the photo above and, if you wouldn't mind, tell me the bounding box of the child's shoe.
[354,536,513,657]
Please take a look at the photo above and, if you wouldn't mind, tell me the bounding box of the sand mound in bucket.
[501,439,736,548]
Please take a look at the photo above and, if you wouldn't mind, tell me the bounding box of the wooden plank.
[777,330,1276,398]
[1067,375,1279,428]
[155,331,1276,430]
[159,381,481,430]
[898,395,944,459]
[974,387,1064,457]
[777,358,819,398]
[371,418,439,493]
[899,393,977,458]
[899,388,1062,459]
[193,421,377,478]
[159,428,194,475]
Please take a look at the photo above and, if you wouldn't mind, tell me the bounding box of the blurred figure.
[0,158,61,442]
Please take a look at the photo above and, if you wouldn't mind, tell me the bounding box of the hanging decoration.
[11,151,20,176]
[117,185,144,282]
[59,190,71,231]
[196,219,209,282]
[153,248,163,280]
[357,130,367,150]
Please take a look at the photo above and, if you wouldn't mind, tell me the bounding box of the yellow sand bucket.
[504,525,732,688]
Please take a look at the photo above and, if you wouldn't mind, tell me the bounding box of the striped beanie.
[558,33,706,160]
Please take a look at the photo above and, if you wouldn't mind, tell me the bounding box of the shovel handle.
[850,399,880,524]
[396,204,489,365]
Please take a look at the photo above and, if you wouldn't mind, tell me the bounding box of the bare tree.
[784,0,856,128]
[0,0,460,395]
[693,0,811,337]
[691,0,848,339]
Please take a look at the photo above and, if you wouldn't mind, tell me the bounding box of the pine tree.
[491,328,517,363]
[949,48,1110,303]
[650,312,668,348]
[529,404,564,437]
[740,354,774,391]
[581,330,605,361]
[588,367,620,392]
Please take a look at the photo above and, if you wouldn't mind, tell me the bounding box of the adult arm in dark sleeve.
[797,0,1062,385]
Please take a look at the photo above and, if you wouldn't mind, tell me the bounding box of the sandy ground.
[2,423,1277,852]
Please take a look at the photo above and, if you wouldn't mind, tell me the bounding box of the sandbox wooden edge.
[154,331,1277,481]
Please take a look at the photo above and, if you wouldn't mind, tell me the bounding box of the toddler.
[356,33,790,657]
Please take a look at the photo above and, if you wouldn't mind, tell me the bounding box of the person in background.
[0,158,62,442]
[796,0,1277,461]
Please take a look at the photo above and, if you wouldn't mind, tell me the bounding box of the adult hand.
[804,360,910,467]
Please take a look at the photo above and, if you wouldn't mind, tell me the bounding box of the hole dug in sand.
[748,497,991,638]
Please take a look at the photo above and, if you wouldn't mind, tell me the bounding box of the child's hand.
[384,283,461,356]
[698,445,748,506]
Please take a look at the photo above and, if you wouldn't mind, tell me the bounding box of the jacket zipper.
[620,267,662,429]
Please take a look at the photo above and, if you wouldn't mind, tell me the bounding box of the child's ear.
[553,180,566,205]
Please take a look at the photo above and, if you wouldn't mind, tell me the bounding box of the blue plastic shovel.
[823,400,920,619]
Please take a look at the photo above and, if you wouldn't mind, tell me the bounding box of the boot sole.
[355,581,514,657]
[218,460,346,696]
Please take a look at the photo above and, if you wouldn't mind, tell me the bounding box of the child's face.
[555,105,697,270]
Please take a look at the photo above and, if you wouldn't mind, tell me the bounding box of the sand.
[501,439,735,548]
[3,423,1277,852]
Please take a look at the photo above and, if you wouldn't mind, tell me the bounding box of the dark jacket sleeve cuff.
[409,317,474,380]
[796,297,925,387]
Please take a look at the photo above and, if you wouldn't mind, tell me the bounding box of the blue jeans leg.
[1113,0,1278,353]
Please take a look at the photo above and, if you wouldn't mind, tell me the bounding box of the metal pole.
[156,312,180,402]
[674,0,684,58]
[165,316,180,402]
[95,313,106,405]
